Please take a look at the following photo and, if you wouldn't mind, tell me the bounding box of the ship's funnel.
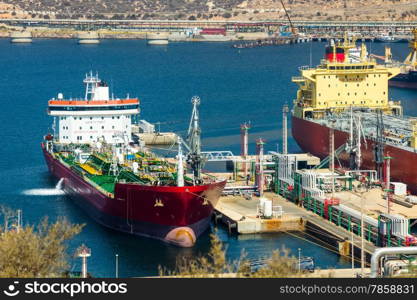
[325,44,345,63]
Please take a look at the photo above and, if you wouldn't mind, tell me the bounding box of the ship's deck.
[89,175,116,194]
[312,110,417,151]
[51,142,198,195]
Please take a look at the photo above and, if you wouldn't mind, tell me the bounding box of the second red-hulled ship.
[291,37,417,194]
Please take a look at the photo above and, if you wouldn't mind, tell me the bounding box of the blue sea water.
[0,38,416,277]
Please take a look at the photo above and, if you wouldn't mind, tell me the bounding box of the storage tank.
[263,199,273,218]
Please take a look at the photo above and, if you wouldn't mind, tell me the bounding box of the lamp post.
[76,244,91,279]
[115,254,119,278]
[356,183,367,277]
[298,248,301,272]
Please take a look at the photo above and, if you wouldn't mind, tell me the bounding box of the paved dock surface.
[333,188,417,219]
[215,192,376,258]
[215,193,305,233]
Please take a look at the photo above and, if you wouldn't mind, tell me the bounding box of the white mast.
[177,137,184,187]
[83,71,100,100]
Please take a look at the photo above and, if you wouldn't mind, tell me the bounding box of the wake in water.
[22,178,65,196]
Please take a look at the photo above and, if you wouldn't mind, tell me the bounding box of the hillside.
[2,0,417,21]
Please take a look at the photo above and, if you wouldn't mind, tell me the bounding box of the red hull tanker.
[43,73,226,247]
[42,144,225,247]
[291,37,417,194]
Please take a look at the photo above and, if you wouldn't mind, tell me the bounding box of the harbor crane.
[280,0,297,36]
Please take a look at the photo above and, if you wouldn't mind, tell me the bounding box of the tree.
[159,233,232,277]
[0,216,84,278]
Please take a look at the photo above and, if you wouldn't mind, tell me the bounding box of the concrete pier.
[214,194,305,234]
[10,31,32,43]
[214,192,376,262]
[77,31,100,44]
[147,33,169,45]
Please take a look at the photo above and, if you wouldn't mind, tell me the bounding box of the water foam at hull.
[22,178,65,196]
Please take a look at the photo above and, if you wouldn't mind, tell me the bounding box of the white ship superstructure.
[48,72,139,144]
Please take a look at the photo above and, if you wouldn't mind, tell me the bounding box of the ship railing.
[291,76,305,82]
[298,65,311,70]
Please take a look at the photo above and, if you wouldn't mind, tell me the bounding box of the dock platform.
[214,192,376,261]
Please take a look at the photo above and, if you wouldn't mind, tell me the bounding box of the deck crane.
[280,0,297,36]
[185,96,204,184]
